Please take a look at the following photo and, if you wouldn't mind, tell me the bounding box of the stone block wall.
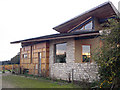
[49,38,98,82]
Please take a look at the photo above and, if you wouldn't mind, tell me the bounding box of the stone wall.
[49,38,98,82]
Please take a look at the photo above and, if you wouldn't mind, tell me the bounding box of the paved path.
[1,72,15,88]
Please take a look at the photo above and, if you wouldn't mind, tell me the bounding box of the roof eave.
[11,30,99,44]
[10,41,21,44]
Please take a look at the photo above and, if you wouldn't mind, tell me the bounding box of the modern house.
[11,1,120,82]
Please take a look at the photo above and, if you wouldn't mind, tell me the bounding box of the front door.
[38,52,42,74]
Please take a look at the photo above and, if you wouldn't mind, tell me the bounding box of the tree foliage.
[11,52,20,64]
[94,16,120,88]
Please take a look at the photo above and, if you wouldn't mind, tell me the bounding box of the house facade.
[11,1,120,82]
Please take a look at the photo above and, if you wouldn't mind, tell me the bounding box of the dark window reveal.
[30,46,32,63]
[82,45,91,62]
[55,43,67,63]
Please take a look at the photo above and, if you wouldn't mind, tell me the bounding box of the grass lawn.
[2,74,81,88]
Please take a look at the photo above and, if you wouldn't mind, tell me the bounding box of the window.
[36,64,38,69]
[80,21,92,30]
[74,21,93,32]
[55,43,67,63]
[82,45,91,62]
[23,54,27,59]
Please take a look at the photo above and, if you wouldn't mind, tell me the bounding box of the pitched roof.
[53,1,120,33]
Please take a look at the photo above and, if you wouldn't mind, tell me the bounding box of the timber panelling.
[20,42,49,76]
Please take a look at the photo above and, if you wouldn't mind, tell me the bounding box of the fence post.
[3,65,5,73]
[68,72,71,82]
[34,65,35,76]
[72,69,74,83]
[19,65,21,74]
[18,65,20,74]
[12,65,14,74]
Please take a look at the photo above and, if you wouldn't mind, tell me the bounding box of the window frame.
[22,53,28,59]
[54,42,67,63]
[81,44,91,63]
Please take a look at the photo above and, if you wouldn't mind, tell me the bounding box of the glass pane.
[82,45,91,62]
[55,43,67,63]
[39,52,41,60]
[84,21,92,30]
[74,21,92,32]
[56,43,66,55]
[23,54,27,58]
[80,26,84,30]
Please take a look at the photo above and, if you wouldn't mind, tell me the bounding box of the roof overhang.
[11,30,100,46]
[53,1,120,33]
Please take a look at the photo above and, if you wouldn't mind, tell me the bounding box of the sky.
[0,0,120,61]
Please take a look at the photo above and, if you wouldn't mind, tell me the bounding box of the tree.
[94,16,120,88]
[10,52,20,64]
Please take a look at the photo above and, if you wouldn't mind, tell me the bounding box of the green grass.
[2,75,81,88]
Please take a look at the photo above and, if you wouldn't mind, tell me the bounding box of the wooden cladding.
[20,42,49,76]
[1,64,19,70]
[22,46,31,52]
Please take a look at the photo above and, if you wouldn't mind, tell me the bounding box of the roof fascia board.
[22,33,99,43]
[10,41,21,44]
[11,31,99,44]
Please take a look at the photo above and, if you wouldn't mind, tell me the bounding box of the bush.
[93,16,120,88]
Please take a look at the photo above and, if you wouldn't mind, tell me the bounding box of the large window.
[55,43,67,63]
[82,45,91,62]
